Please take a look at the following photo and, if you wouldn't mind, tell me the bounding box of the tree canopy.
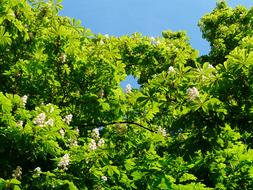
[1,0,253,189]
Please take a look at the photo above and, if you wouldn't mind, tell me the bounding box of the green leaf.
[124,159,136,171]
[10,179,21,185]
[131,171,145,181]
[0,26,12,46]
[179,173,197,182]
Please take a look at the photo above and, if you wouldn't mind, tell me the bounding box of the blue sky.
[60,0,253,88]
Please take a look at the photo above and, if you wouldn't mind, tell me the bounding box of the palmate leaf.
[0,26,12,47]
[179,173,197,182]
[131,171,146,181]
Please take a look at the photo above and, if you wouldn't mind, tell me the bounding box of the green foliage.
[1,0,253,189]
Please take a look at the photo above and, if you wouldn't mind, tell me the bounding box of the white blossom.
[208,64,214,69]
[125,84,132,93]
[34,167,41,173]
[75,128,80,134]
[34,112,46,126]
[17,120,24,127]
[45,119,54,126]
[187,87,199,101]
[89,139,97,151]
[34,167,41,176]
[104,34,109,39]
[101,176,108,181]
[60,53,66,63]
[98,88,104,98]
[205,29,211,35]
[150,37,160,45]
[63,114,73,125]
[91,128,100,139]
[70,140,78,147]
[157,126,167,137]
[58,154,70,170]
[12,166,22,179]
[50,107,54,113]
[150,37,156,45]
[46,103,54,113]
[21,95,28,107]
[100,40,104,45]
[67,138,78,147]
[59,129,65,138]
[97,138,105,147]
[168,66,175,74]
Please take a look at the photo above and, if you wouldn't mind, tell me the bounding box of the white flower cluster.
[157,126,167,137]
[12,166,22,179]
[75,128,80,134]
[187,87,199,101]
[208,64,214,69]
[34,112,54,127]
[98,88,105,98]
[60,53,66,63]
[63,114,73,125]
[97,138,105,147]
[67,138,78,147]
[91,128,100,139]
[34,167,41,176]
[58,154,70,170]
[46,103,54,113]
[89,128,105,150]
[33,112,46,126]
[101,175,108,182]
[45,118,54,126]
[125,84,132,94]
[168,66,175,74]
[59,129,65,137]
[17,120,24,127]
[70,139,78,147]
[150,37,161,45]
[21,95,28,107]
[89,139,97,150]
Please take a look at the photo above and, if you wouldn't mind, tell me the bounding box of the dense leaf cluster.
[1,0,253,189]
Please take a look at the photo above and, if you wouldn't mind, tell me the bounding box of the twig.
[81,121,155,132]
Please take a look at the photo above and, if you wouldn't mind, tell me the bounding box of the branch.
[81,121,155,133]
